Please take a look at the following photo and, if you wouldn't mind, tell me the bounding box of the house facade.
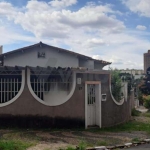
[0,42,109,70]
[0,42,133,128]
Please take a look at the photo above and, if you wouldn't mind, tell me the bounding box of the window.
[37,52,45,58]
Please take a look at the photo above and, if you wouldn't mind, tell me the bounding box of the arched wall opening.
[0,66,25,107]
[27,67,76,106]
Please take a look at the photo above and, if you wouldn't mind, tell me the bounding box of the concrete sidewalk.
[136,105,148,113]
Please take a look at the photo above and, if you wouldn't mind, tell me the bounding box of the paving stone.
[144,139,150,142]
[124,143,132,147]
[95,146,107,150]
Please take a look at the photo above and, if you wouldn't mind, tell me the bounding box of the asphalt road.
[126,144,150,149]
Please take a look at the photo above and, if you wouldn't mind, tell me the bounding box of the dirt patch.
[0,114,149,150]
[31,130,149,148]
[27,142,72,150]
[134,116,150,123]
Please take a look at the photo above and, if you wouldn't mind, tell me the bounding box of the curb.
[84,139,150,150]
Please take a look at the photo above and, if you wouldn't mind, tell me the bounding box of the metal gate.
[87,84,96,126]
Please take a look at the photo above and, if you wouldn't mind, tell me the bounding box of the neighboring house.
[0,42,133,128]
[120,69,145,80]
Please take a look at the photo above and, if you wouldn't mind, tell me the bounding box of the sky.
[0,0,150,70]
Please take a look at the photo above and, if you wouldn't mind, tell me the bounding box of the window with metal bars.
[0,75,22,103]
[30,71,73,101]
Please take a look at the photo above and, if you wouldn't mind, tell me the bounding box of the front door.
[85,81,101,129]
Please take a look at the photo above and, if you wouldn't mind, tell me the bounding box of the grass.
[62,140,110,150]
[142,111,150,117]
[84,110,150,133]
[87,120,150,133]
[0,140,34,150]
[77,141,87,150]
[132,137,140,142]
[1,111,150,150]
[0,131,39,150]
[83,108,150,135]
[2,131,40,144]
[96,140,108,146]
[131,108,141,116]
[59,146,75,150]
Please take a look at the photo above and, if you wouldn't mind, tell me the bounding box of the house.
[0,42,133,128]
[0,42,110,69]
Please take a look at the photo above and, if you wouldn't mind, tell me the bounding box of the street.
[126,144,150,149]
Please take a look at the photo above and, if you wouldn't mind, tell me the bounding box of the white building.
[120,69,145,79]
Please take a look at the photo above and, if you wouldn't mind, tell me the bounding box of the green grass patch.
[59,146,74,150]
[131,108,141,116]
[142,112,150,117]
[88,120,150,133]
[77,141,87,150]
[0,140,34,150]
[3,131,41,144]
[132,137,140,142]
[96,140,108,146]
[66,146,76,150]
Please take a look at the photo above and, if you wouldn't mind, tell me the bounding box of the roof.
[0,42,111,65]
[0,66,110,75]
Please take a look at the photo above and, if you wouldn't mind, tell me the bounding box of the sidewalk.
[136,105,148,113]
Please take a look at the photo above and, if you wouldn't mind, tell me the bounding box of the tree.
[139,76,150,95]
[143,95,150,110]
[110,69,122,101]
[119,72,134,94]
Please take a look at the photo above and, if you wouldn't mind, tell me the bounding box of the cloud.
[0,2,17,18]
[83,38,105,48]
[0,24,38,46]
[92,55,102,60]
[108,55,123,65]
[122,0,150,17]
[136,25,147,30]
[0,0,125,39]
[57,4,125,31]
[0,0,149,70]
[49,0,77,8]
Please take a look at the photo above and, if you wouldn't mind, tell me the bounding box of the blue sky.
[0,0,150,69]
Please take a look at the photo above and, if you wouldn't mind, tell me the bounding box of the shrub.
[144,95,150,110]
[131,108,141,116]
[138,91,144,105]
[110,69,122,101]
